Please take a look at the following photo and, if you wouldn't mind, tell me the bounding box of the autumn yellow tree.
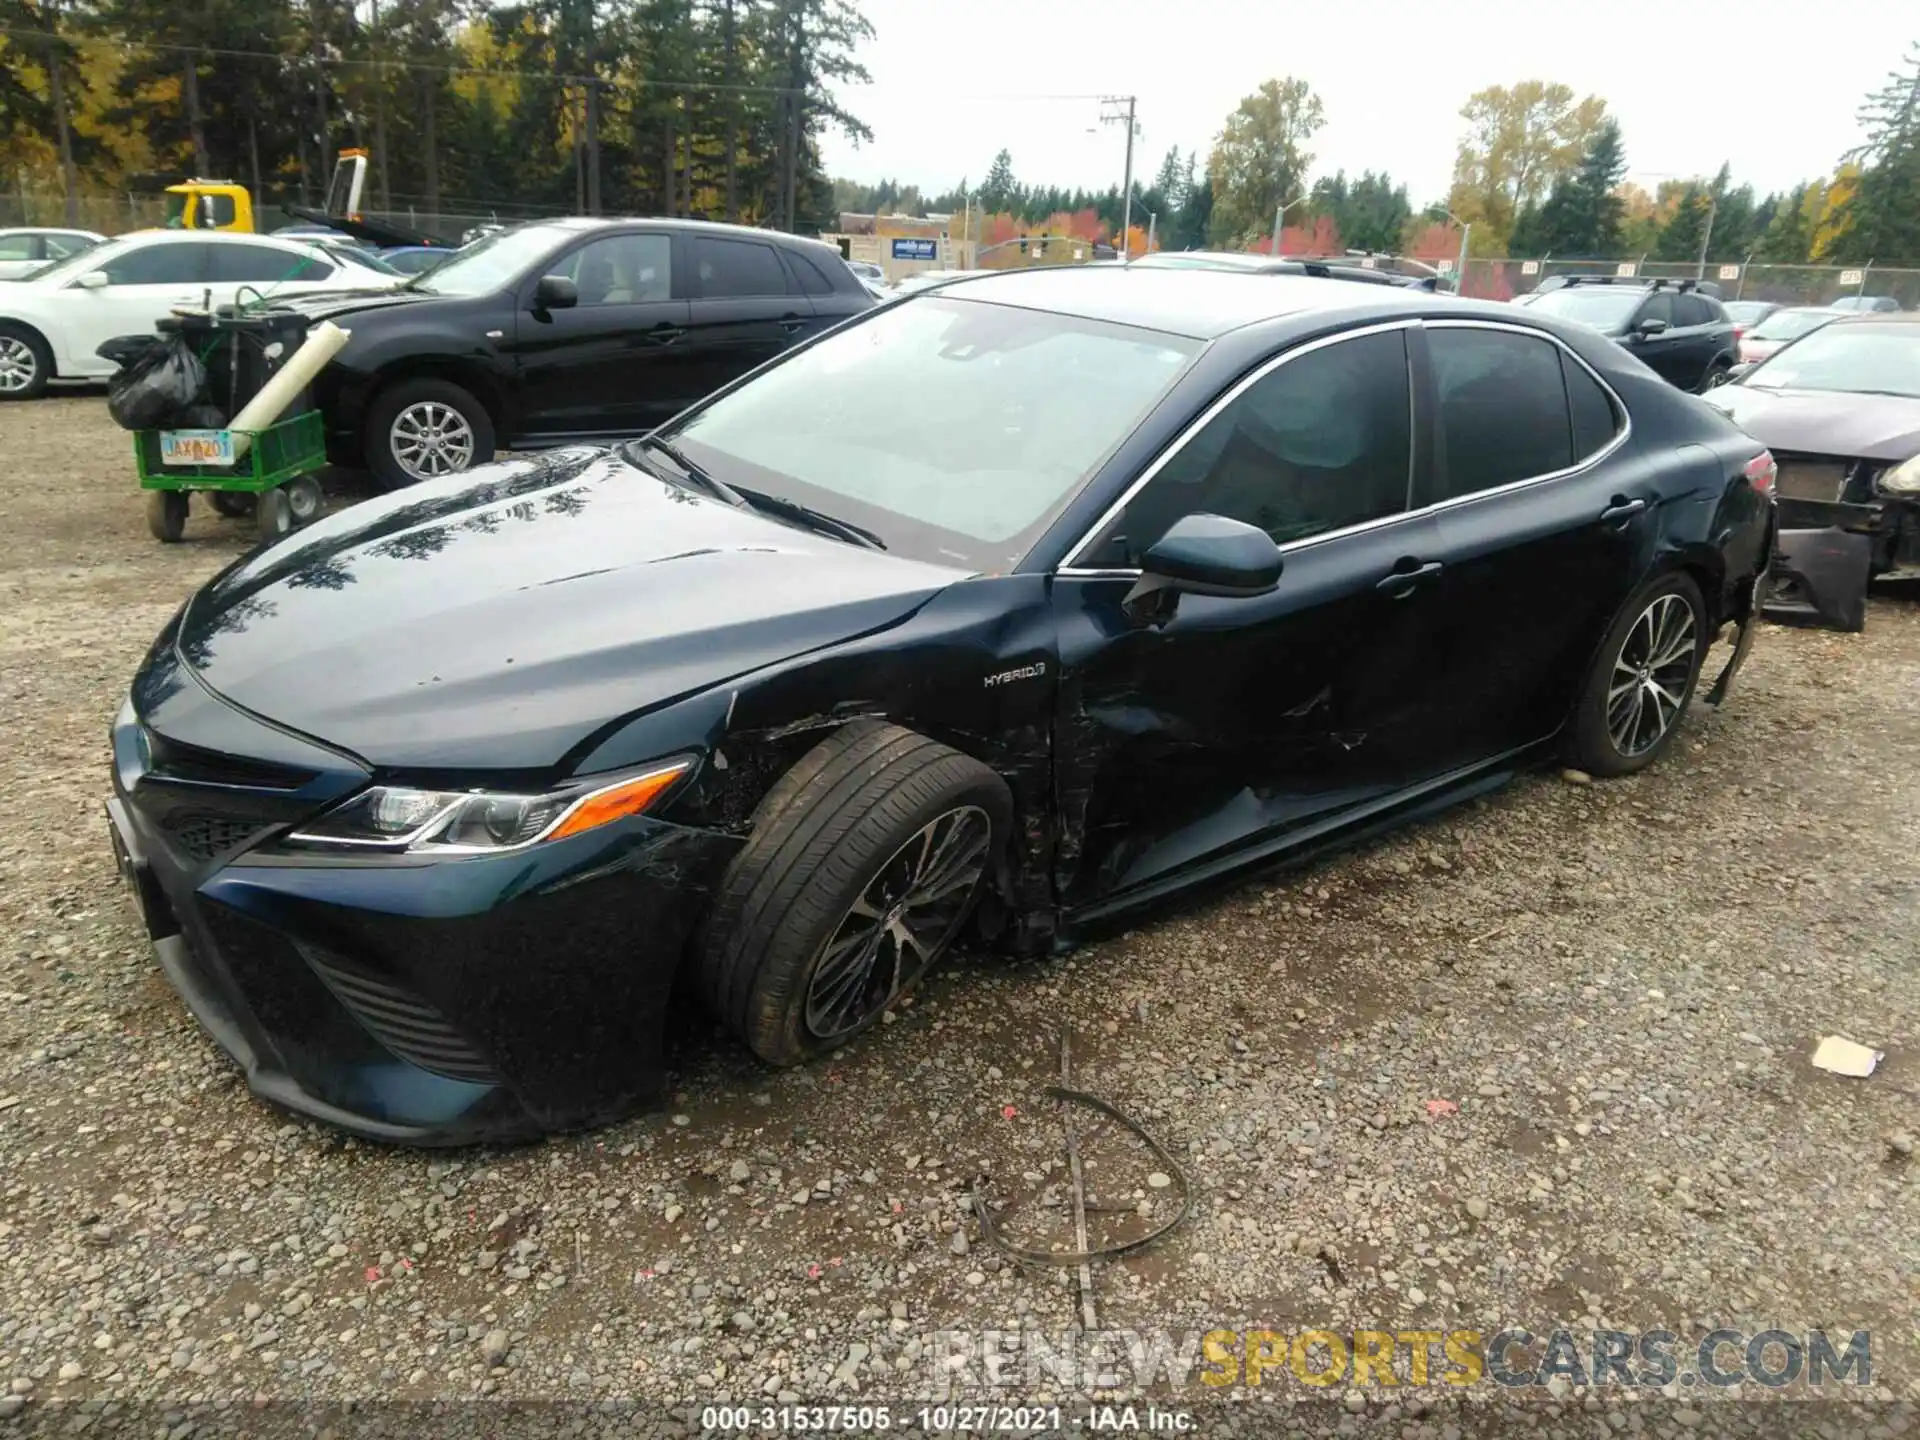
[1449,80,1609,248]
[1205,77,1325,246]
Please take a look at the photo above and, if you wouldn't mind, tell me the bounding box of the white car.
[0,227,106,282]
[0,230,399,399]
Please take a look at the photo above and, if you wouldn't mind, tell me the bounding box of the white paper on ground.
[1810,1036,1883,1078]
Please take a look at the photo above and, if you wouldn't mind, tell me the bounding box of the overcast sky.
[818,0,1902,208]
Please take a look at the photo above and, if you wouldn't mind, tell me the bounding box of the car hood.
[252,287,438,323]
[173,448,964,771]
[1707,384,1920,462]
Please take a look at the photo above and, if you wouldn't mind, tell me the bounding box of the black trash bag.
[95,333,163,372]
[106,335,207,432]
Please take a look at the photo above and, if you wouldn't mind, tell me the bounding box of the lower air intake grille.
[160,810,274,863]
[298,945,500,1085]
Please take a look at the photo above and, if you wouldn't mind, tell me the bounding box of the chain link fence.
[1453,256,1920,309]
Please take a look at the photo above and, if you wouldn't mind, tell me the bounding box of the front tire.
[698,723,1011,1066]
[1566,572,1708,777]
[365,377,495,491]
[145,490,187,542]
[256,487,294,543]
[0,322,52,401]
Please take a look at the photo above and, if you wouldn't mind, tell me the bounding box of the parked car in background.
[274,217,873,488]
[107,269,1774,1141]
[1517,277,1740,391]
[1131,250,1438,288]
[379,245,455,276]
[1722,300,1780,337]
[1737,305,1845,365]
[0,231,400,400]
[844,259,889,301]
[0,227,105,282]
[1707,312,1920,628]
[1826,295,1901,314]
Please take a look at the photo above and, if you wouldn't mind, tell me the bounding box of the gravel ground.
[1,395,1917,1436]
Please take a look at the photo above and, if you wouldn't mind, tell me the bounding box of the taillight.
[1744,450,1776,499]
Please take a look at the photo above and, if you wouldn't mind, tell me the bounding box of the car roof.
[926,265,1450,340]
[526,215,840,250]
[1830,309,1920,324]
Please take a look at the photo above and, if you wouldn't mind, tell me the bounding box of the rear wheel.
[145,490,187,543]
[1565,573,1708,777]
[0,323,52,401]
[365,377,495,490]
[698,723,1011,1066]
[284,473,325,526]
[1698,358,1732,392]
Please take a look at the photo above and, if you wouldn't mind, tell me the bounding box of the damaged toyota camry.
[108,267,1777,1143]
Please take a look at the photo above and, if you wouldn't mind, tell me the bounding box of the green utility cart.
[135,409,327,543]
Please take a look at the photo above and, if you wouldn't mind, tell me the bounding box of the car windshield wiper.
[626,438,886,550]
[629,435,751,508]
[732,486,888,551]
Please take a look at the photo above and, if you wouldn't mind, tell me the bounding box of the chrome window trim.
[1055,316,1631,577]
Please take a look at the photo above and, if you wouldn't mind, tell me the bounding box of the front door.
[511,230,693,438]
[1051,325,1459,914]
[1622,291,1692,387]
[1414,321,1657,765]
[680,232,815,401]
[58,241,211,372]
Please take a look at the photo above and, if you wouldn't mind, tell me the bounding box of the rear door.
[510,228,693,436]
[679,232,815,401]
[1669,292,1719,388]
[1413,321,1654,765]
[58,241,212,371]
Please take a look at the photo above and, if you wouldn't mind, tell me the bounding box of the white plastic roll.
[227,320,351,459]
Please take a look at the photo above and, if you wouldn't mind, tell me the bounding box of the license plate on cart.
[159,429,234,466]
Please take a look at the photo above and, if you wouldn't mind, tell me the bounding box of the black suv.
[1518,277,1739,393]
[276,218,873,488]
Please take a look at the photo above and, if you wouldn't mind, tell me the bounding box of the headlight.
[285,758,692,854]
[1880,454,1920,495]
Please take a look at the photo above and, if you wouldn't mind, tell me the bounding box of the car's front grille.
[298,944,500,1085]
[144,730,314,790]
[159,809,275,863]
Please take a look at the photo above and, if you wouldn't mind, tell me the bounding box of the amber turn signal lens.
[547,762,691,841]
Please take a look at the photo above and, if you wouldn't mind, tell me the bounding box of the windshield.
[1724,302,1773,325]
[409,223,569,296]
[1745,323,1920,397]
[1749,309,1837,342]
[662,295,1200,569]
[1521,288,1643,329]
[25,234,135,286]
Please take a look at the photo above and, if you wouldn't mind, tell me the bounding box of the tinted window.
[1112,329,1413,557]
[1431,328,1573,496]
[210,244,333,284]
[554,232,671,305]
[1639,292,1674,327]
[784,250,835,296]
[100,244,206,285]
[694,237,788,298]
[1672,294,1712,327]
[1562,352,1621,459]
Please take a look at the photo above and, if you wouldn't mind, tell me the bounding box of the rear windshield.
[1749,309,1837,341]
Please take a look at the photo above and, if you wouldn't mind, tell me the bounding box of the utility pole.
[1100,96,1138,260]
[1269,195,1305,256]
[1694,195,1717,280]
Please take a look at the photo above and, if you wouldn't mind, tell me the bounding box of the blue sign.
[891,238,938,261]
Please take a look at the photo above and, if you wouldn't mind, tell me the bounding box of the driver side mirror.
[1634,317,1669,338]
[1124,513,1283,623]
[533,274,578,311]
[76,270,109,290]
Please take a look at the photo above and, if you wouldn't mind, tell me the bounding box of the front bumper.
[109,703,739,1145]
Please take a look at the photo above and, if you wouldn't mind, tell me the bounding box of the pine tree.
[1835,41,1920,263]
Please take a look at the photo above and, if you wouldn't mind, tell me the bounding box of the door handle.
[779,315,806,334]
[1600,496,1648,527]
[1375,559,1443,598]
[646,324,687,344]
